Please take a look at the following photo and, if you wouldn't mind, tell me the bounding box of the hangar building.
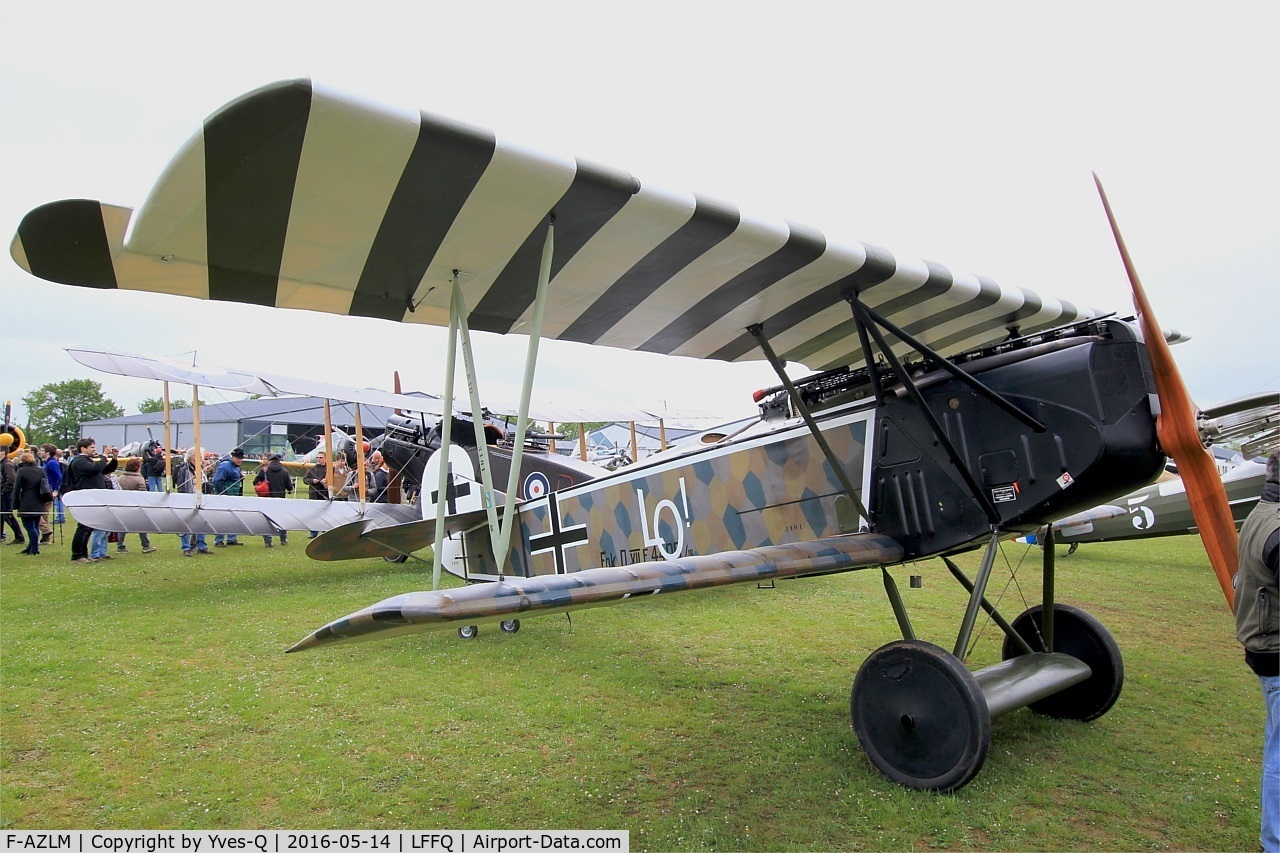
[79,395,437,458]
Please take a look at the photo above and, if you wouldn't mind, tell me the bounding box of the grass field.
[0,525,1265,850]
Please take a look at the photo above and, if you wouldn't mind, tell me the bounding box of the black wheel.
[457,625,478,640]
[1001,604,1123,721]
[383,553,409,564]
[500,619,521,634]
[851,640,991,793]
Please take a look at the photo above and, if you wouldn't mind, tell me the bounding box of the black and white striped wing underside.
[13,79,1116,372]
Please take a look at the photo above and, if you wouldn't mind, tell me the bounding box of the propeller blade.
[1094,174,1237,608]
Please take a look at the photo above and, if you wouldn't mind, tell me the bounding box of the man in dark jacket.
[0,447,23,545]
[303,451,330,539]
[140,440,167,492]
[65,437,118,563]
[1235,450,1279,853]
[258,454,294,547]
[369,450,390,503]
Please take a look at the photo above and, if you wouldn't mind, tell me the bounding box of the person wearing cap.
[211,448,246,547]
[258,452,295,547]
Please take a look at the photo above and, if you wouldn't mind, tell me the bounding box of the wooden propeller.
[1094,173,1237,608]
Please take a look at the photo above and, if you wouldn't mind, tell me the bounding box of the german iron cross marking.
[528,492,589,574]
[430,465,471,514]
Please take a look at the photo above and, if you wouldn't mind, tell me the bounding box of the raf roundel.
[523,471,550,501]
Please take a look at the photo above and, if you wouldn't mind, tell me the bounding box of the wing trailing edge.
[287,533,904,652]
[61,491,420,536]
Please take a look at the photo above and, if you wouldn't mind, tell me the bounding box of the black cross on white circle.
[528,492,589,574]
[430,464,472,514]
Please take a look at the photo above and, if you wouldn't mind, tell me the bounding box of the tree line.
[16,379,189,449]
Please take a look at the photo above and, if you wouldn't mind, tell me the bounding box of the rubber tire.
[1000,603,1123,721]
[383,553,409,564]
[500,619,521,634]
[457,625,478,640]
[851,640,991,793]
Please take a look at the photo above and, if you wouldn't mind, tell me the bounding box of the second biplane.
[1019,393,1278,553]
[56,346,617,552]
[11,80,1241,793]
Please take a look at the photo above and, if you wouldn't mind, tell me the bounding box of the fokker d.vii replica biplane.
[11,80,1242,793]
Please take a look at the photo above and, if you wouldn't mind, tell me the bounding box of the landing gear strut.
[851,534,1124,792]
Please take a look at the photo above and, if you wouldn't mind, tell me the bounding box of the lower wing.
[288,533,904,651]
[304,507,493,561]
[61,491,420,536]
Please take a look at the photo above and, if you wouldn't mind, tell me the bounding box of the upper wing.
[67,347,444,414]
[66,346,680,425]
[1198,391,1279,459]
[287,533,904,651]
[11,79,1138,373]
[61,490,420,536]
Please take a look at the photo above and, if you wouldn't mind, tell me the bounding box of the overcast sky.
[2,2,1276,431]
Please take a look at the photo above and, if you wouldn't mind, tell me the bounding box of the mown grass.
[0,527,1264,850]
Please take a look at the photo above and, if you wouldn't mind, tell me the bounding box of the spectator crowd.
[1,437,396,561]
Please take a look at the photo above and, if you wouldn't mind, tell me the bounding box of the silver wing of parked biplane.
[61,345,635,540]
[1196,392,1279,462]
[62,490,421,537]
[65,346,447,414]
[65,346,669,425]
